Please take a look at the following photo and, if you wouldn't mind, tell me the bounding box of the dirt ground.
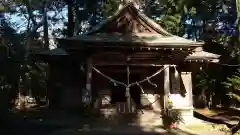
[1,109,198,135]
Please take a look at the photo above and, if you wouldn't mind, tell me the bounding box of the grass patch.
[194,109,219,116]
[186,124,227,132]
[186,124,240,135]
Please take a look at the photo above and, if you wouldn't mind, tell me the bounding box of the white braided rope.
[91,66,127,87]
[128,66,168,87]
[92,65,169,88]
[136,82,144,94]
[92,65,171,111]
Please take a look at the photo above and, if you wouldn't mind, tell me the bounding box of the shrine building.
[33,1,220,126]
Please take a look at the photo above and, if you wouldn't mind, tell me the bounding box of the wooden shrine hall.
[33,1,220,125]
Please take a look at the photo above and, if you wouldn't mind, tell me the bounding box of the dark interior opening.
[111,73,126,104]
[130,73,141,106]
[110,71,141,106]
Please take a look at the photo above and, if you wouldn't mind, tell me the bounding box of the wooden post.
[85,58,92,105]
[180,72,193,108]
[168,70,195,124]
[163,65,170,109]
[170,69,193,108]
[126,65,131,112]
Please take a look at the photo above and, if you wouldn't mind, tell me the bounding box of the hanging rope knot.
[147,77,158,88]
[136,81,144,94]
[125,87,130,97]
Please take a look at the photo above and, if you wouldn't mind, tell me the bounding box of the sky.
[4,6,68,33]
[4,6,68,49]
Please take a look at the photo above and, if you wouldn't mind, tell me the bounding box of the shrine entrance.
[129,73,141,107]
[107,67,157,113]
[109,70,144,107]
[110,73,126,105]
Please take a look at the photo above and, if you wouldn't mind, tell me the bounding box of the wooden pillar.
[85,58,92,105]
[164,65,170,109]
[170,70,194,124]
[126,65,131,112]
[180,72,194,124]
[170,68,194,108]
[180,72,193,108]
[47,63,58,109]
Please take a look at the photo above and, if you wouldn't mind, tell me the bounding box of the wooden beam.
[93,63,165,67]
[92,58,182,66]
[59,40,199,51]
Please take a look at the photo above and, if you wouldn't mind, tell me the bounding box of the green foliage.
[155,0,188,35]
[102,0,120,18]
[159,14,183,35]
[1,15,48,110]
[162,99,183,127]
[223,69,240,102]
[162,109,183,128]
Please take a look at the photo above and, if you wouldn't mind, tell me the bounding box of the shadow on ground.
[1,109,197,135]
[194,108,240,128]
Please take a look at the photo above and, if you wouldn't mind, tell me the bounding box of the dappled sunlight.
[137,110,163,127]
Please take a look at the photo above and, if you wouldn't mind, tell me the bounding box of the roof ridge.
[85,3,132,35]
[130,6,172,36]
[85,3,173,36]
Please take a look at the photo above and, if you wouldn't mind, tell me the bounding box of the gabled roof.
[86,3,172,36]
[58,2,204,48]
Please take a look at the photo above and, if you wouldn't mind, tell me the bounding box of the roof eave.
[185,58,220,63]
[57,38,204,48]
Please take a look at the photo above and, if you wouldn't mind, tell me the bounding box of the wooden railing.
[116,100,137,113]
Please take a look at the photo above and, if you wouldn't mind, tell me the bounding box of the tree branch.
[23,0,37,26]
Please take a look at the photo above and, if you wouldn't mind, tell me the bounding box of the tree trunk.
[67,3,74,37]
[232,121,240,134]
[236,0,240,63]
[43,0,49,49]
[237,0,240,46]
[196,90,207,108]
[233,2,240,134]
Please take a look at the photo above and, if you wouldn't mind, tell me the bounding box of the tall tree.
[236,0,240,51]
[43,0,49,49]
[65,0,74,37]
